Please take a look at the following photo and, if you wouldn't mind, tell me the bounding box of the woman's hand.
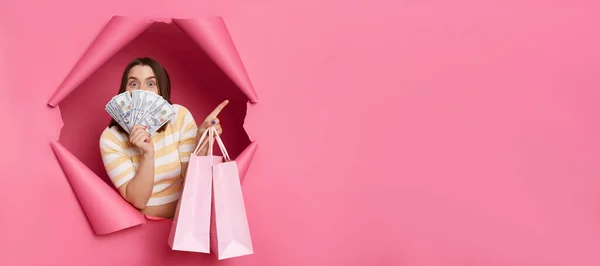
[198,100,228,137]
[130,125,154,156]
[196,100,229,153]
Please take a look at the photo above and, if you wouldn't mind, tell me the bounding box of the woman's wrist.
[141,150,154,158]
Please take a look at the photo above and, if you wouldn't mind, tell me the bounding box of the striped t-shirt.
[99,104,198,207]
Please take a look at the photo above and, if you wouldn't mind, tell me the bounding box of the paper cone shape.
[50,141,145,235]
[48,16,153,107]
[235,141,258,183]
[172,17,259,103]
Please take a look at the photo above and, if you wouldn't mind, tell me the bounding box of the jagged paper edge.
[172,17,259,103]
[50,141,146,235]
[47,16,153,107]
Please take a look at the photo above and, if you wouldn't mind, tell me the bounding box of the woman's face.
[125,65,159,95]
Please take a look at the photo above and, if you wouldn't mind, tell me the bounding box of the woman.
[99,57,228,219]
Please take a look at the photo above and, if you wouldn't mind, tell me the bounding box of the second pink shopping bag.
[209,127,254,260]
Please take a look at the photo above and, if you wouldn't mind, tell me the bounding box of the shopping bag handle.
[192,127,215,156]
[192,127,230,160]
[212,127,231,161]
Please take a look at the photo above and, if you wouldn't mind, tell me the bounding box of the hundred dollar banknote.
[105,90,175,134]
[139,101,176,134]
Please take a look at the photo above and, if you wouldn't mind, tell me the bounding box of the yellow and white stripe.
[99,104,198,206]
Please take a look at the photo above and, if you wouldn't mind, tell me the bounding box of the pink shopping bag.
[209,127,254,260]
[168,128,220,253]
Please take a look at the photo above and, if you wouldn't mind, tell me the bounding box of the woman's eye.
[130,82,138,87]
[148,81,155,86]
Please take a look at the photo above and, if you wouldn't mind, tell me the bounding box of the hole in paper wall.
[57,22,251,186]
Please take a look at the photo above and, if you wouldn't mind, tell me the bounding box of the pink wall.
[3,1,600,265]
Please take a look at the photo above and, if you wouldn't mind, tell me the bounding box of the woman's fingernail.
[211,120,216,125]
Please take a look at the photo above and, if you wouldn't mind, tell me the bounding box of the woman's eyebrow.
[127,77,138,80]
[146,76,157,80]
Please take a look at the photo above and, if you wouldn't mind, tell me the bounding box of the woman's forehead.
[128,65,156,79]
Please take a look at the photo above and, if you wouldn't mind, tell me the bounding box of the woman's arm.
[117,125,156,209]
[100,126,155,209]
[117,152,154,209]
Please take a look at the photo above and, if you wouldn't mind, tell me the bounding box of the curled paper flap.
[236,141,258,183]
[172,17,259,103]
[50,141,145,235]
[48,16,153,107]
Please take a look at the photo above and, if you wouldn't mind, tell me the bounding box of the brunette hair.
[108,57,172,134]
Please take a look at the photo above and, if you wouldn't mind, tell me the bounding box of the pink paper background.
[3,1,600,266]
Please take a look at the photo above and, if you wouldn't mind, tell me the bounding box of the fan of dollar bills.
[105,90,176,134]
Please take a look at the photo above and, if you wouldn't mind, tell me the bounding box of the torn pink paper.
[235,141,258,183]
[50,141,146,235]
[47,16,153,107]
[172,18,259,103]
